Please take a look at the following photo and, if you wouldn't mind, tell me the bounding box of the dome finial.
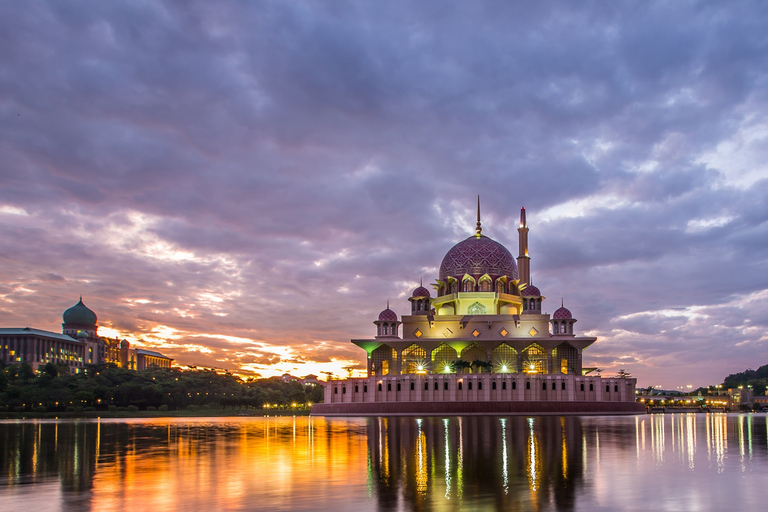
[561,297,564,307]
[387,299,390,309]
[476,195,482,236]
[420,277,423,286]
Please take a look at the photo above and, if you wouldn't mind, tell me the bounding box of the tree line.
[721,363,768,395]
[0,361,324,413]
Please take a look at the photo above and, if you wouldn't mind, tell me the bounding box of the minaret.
[517,207,530,286]
[475,195,482,237]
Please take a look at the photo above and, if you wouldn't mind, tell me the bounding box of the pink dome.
[521,284,541,296]
[553,306,572,320]
[378,308,398,322]
[412,286,431,298]
[439,235,518,282]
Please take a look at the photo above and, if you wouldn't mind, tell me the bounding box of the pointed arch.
[371,346,396,376]
[461,342,486,366]
[402,344,427,374]
[431,343,457,373]
[467,302,486,315]
[492,343,518,373]
[522,343,547,374]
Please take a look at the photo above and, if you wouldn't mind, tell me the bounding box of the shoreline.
[0,408,312,420]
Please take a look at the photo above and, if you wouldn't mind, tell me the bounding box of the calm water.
[0,414,765,511]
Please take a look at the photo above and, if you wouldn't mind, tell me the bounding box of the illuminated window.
[472,329,480,338]
[528,327,539,337]
[432,343,457,373]
[371,346,396,376]
[479,278,492,292]
[499,328,509,337]
[468,302,486,315]
[442,328,453,338]
[414,329,423,338]
[559,344,578,374]
[492,343,517,373]
[522,344,546,373]
[402,344,427,374]
[463,279,475,292]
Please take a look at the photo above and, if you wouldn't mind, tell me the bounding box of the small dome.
[378,308,398,322]
[521,284,541,297]
[553,306,573,320]
[76,330,89,339]
[63,298,98,326]
[411,286,431,298]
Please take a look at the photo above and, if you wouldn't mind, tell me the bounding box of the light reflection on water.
[0,414,765,511]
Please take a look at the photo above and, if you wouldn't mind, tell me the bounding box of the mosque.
[313,204,643,415]
[0,298,173,373]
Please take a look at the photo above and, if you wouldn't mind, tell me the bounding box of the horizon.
[2,1,767,389]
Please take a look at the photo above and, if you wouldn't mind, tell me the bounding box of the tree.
[19,362,35,384]
[617,368,632,379]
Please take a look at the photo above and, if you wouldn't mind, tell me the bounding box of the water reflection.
[0,414,766,511]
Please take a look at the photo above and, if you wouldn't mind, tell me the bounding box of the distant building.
[315,204,643,415]
[0,298,173,374]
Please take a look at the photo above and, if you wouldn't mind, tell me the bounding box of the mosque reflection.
[0,414,766,511]
[368,416,586,511]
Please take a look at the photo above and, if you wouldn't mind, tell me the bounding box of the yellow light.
[501,365,508,372]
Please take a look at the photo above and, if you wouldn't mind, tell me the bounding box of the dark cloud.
[1,0,767,385]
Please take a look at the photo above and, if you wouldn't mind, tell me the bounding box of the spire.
[520,206,527,228]
[420,278,423,286]
[386,299,390,309]
[561,297,564,307]
[475,195,482,236]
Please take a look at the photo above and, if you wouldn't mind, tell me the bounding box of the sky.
[1,1,767,389]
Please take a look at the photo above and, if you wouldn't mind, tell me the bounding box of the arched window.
[463,279,474,292]
[468,381,472,390]
[461,343,486,371]
[354,385,358,393]
[410,382,414,391]
[522,344,547,374]
[526,381,530,390]
[402,344,427,374]
[503,381,507,390]
[492,343,517,373]
[371,346,396,376]
[512,381,516,390]
[558,344,578,374]
[479,277,492,292]
[458,381,463,390]
[467,302,486,315]
[364,385,368,393]
[424,382,428,390]
[432,343,457,373]
[492,381,497,390]
[478,381,483,390]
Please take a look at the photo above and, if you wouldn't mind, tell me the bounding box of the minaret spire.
[517,206,531,286]
[475,195,482,236]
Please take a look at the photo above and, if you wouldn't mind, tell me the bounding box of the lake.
[0,414,765,511]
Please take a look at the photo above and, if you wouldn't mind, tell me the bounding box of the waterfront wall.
[312,400,645,416]
[323,374,636,404]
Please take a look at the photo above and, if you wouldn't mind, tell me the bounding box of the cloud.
[1,0,767,387]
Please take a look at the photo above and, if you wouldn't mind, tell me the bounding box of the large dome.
[439,235,518,281]
[63,298,98,326]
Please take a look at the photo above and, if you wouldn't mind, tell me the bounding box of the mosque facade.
[314,205,643,415]
[0,298,172,373]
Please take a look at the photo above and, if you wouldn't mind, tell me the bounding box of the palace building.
[313,203,643,415]
[0,298,172,373]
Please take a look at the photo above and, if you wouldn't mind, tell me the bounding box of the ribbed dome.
[378,308,398,322]
[521,284,541,296]
[63,298,97,326]
[411,286,431,298]
[553,306,572,320]
[439,235,518,282]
